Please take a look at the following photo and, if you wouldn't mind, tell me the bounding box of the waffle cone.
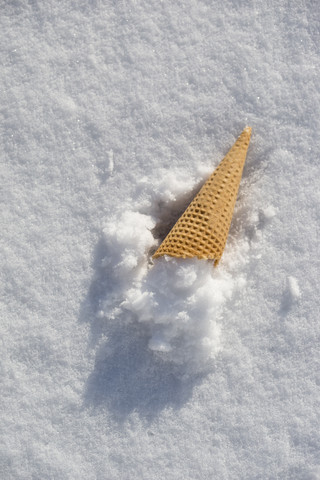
[153,127,252,265]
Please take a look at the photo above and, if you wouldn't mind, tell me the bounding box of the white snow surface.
[1,1,320,479]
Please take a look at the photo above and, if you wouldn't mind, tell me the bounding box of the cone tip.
[243,126,252,136]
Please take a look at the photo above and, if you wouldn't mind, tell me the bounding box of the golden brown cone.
[152,127,252,266]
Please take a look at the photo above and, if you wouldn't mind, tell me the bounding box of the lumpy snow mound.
[100,171,251,373]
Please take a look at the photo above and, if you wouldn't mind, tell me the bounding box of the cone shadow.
[84,321,204,422]
[80,239,203,422]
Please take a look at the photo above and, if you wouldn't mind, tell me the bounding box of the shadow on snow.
[80,157,258,421]
[80,238,205,422]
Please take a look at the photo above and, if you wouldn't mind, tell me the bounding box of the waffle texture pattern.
[153,127,252,265]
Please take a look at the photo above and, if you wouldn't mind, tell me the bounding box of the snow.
[1,1,320,479]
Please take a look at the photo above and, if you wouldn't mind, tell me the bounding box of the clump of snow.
[280,275,301,314]
[286,276,301,301]
[100,172,251,373]
[122,257,224,365]
[102,210,155,280]
[135,168,198,215]
[262,205,277,220]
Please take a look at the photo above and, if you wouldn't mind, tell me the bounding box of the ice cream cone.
[153,127,252,266]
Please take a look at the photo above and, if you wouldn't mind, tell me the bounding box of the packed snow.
[1,1,320,479]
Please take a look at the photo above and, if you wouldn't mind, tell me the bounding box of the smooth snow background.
[1,1,319,479]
